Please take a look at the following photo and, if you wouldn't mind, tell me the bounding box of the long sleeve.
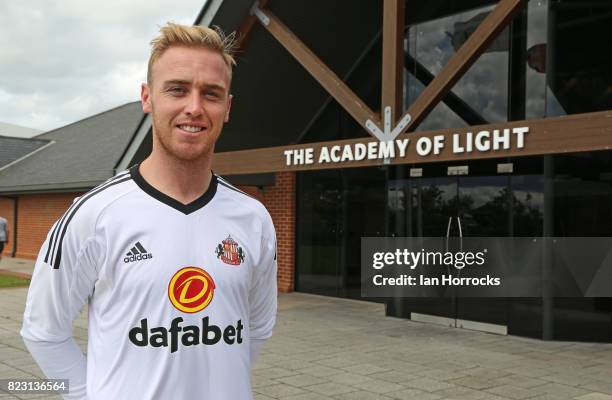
[20,208,102,399]
[248,216,277,361]
[23,338,87,399]
[250,337,265,365]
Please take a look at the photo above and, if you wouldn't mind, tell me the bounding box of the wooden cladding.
[212,111,612,175]
[251,0,525,138]
[224,0,611,177]
[255,7,381,131]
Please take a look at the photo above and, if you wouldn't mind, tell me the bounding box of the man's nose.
[184,93,204,117]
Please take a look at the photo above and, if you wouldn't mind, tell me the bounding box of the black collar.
[130,164,217,215]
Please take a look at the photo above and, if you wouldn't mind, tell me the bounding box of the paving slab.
[1,288,612,399]
[0,258,34,277]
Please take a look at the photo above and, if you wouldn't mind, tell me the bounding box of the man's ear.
[224,94,233,123]
[141,83,152,113]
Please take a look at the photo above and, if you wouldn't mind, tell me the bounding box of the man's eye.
[168,87,186,94]
[205,92,220,99]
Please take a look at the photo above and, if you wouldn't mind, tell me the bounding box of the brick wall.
[261,172,296,293]
[239,172,296,293]
[0,197,16,256]
[16,193,80,260]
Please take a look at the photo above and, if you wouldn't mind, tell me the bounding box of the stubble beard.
[151,106,216,165]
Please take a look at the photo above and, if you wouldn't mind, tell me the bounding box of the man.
[0,215,7,262]
[21,23,277,399]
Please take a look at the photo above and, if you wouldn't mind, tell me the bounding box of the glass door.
[296,170,343,296]
[390,172,511,327]
[389,175,458,319]
[455,175,512,328]
[388,161,543,332]
[296,167,387,298]
[455,173,544,329]
[340,168,387,298]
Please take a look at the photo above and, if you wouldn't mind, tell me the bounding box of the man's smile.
[176,123,208,134]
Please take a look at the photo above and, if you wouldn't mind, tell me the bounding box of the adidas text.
[124,253,153,263]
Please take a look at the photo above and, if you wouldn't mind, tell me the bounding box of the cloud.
[0,0,205,131]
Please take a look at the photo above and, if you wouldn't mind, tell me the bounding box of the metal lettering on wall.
[211,110,612,175]
[283,126,529,166]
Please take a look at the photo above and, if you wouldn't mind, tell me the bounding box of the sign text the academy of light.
[283,126,529,166]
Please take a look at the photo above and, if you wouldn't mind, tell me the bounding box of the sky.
[0,0,206,132]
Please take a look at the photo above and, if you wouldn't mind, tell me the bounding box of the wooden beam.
[399,0,525,133]
[213,110,612,174]
[234,0,269,50]
[253,6,382,136]
[381,0,405,124]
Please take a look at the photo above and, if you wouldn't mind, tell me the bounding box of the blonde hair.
[147,22,237,84]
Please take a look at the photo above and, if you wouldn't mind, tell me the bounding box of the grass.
[0,274,30,288]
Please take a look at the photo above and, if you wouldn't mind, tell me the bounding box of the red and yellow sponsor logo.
[168,267,215,313]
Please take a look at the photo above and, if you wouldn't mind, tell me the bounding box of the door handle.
[457,217,463,253]
[456,217,464,278]
[445,217,452,252]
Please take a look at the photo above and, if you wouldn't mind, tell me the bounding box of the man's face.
[141,46,232,162]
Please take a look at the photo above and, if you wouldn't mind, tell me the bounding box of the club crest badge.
[215,235,245,266]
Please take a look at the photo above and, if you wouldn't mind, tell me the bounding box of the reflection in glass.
[296,170,341,296]
[405,5,509,130]
[389,171,543,239]
[546,0,612,116]
[296,167,386,298]
[525,0,548,119]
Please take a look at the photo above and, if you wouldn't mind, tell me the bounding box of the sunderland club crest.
[215,235,245,266]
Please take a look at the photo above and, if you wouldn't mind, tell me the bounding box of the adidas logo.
[124,241,153,263]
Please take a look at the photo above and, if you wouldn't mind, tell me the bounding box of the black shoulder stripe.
[217,177,255,199]
[44,199,79,263]
[51,175,132,269]
[44,171,130,264]
[49,174,132,269]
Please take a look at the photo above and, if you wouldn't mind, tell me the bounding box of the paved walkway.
[0,286,611,399]
[0,257,34,278]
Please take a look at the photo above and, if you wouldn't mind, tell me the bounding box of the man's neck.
[139,152,212,205]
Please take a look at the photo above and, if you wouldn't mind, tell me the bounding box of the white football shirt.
[21,165,277,399]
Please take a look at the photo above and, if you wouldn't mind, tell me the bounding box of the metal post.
[542,155,554,340]
[10,197,18,258]
[541,0,557,341]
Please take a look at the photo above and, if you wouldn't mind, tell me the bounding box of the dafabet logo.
[168,267,215,313]
[129,266,243,353]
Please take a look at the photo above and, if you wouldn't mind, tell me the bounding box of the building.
[2,0,612,342]
[0,102,144,259]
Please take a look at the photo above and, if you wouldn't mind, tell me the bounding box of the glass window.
[525,0,548,119]
[406,4,510,130]
[546,0,612,116]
